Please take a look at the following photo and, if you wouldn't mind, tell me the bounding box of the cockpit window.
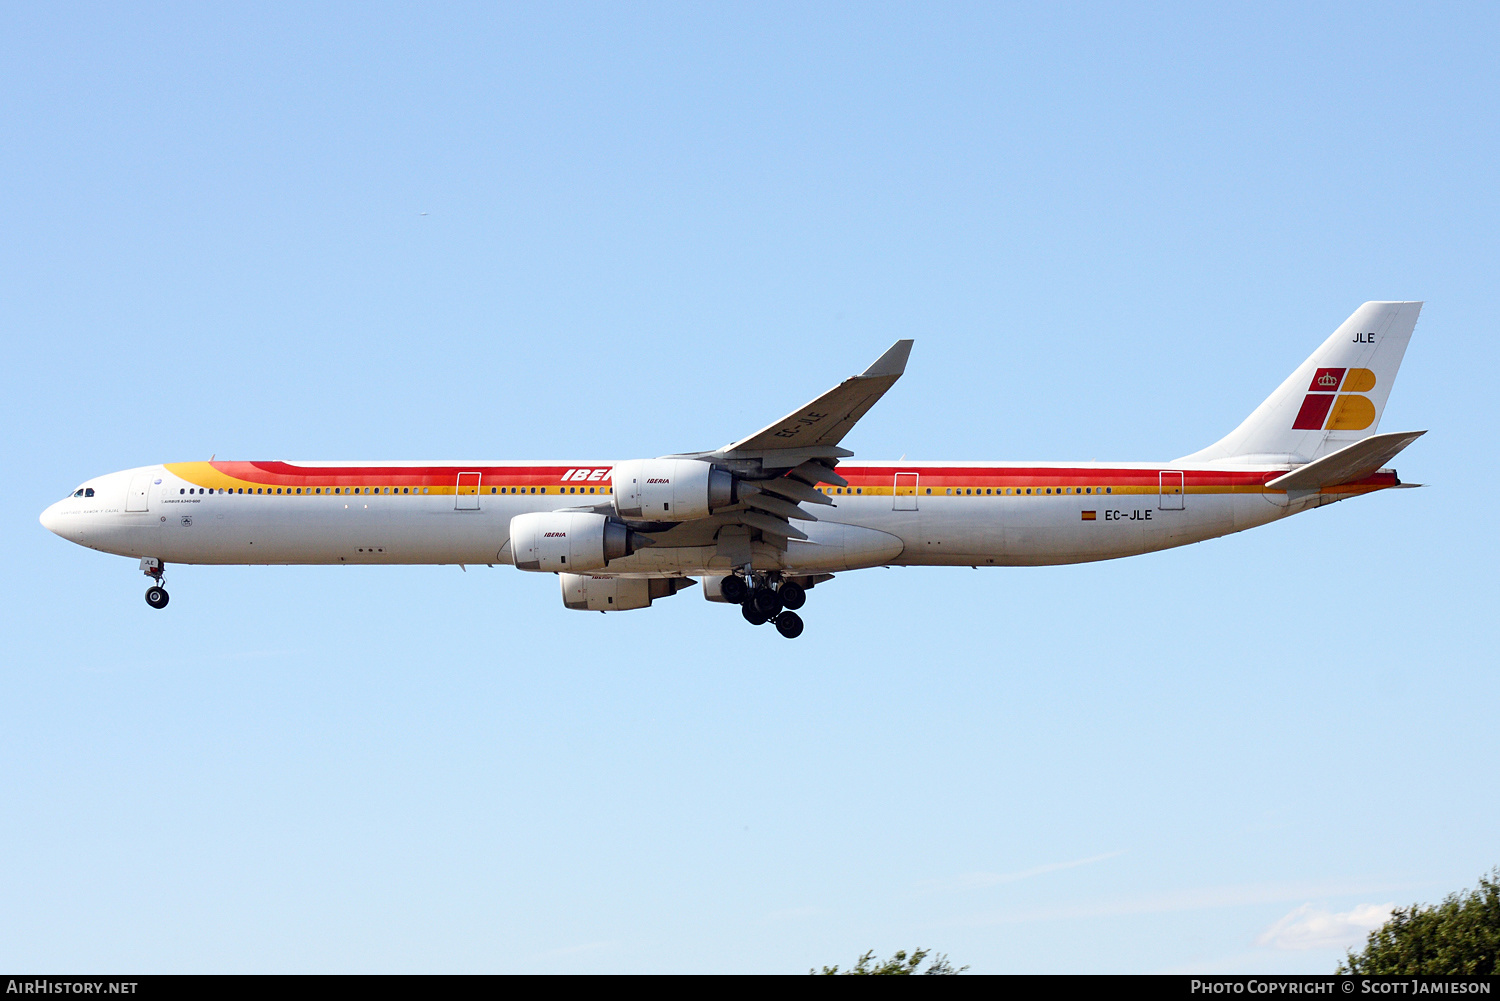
[73,489,83,497]
[85,488,94,497]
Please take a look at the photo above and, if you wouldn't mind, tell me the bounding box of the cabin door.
[893,472,919,511]
[1158,470,1185,510]
[125,472,152,512]
[455,471,482,511]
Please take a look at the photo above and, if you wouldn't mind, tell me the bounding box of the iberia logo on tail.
[1292,367,1378,431]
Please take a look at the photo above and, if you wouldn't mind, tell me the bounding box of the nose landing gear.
[140,557,169,609]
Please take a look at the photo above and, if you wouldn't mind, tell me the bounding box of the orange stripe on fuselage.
[162,461,1397,497]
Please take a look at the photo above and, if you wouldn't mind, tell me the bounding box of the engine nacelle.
[612,459,734,521]
[510,511,635,572]
[560,574,696,611]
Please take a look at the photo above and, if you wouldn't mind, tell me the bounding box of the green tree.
[813,948,967,975]
[1340,869,1500,975]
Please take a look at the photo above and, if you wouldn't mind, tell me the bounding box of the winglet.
[861,339,914,378]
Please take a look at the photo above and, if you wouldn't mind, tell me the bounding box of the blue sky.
[3,1,1496,973]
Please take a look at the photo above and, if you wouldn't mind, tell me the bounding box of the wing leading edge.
[717,339,913,459]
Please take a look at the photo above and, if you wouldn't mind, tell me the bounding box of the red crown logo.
[1317,372,1339,388]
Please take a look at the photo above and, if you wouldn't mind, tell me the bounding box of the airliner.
[40,302,1425,639]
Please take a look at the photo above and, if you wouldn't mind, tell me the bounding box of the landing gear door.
[1159,470,1185,510]
[455,471,482,511]
[125,472,152,513]
[893,472,919,511]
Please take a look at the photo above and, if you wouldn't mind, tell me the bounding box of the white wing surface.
[717,340,913,461]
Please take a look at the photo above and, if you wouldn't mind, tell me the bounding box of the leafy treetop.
[1340,869,1500,975]
[814,948,967,975]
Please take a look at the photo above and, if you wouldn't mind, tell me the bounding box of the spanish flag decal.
[1081,510,1097,521]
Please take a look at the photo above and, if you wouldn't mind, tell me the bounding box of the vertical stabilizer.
[1177,301,1423,464]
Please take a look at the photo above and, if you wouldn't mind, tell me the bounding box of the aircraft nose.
[40,501,63,536]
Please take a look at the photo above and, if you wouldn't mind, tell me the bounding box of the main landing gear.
[727,572,806,639]
[141,557,169,609]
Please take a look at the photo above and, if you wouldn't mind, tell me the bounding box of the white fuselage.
[40,458,1376,577]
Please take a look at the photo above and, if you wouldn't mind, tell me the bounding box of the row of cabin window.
[935,486,1113,496]
[175,485,602,496]
[819,486,1114,496]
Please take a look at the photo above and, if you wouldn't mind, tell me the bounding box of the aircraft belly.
[595,520,905,577]
[894,494,1262,567]
[785,520,905,572]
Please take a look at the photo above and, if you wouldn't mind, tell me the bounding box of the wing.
[717,339,913,462]
[654,340,914,548]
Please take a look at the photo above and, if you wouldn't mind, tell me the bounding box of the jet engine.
[560,574,696,611]
[612,459,735,520]
[510,511,643,572]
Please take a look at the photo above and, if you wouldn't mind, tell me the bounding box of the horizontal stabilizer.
[1265,430,1426,491]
